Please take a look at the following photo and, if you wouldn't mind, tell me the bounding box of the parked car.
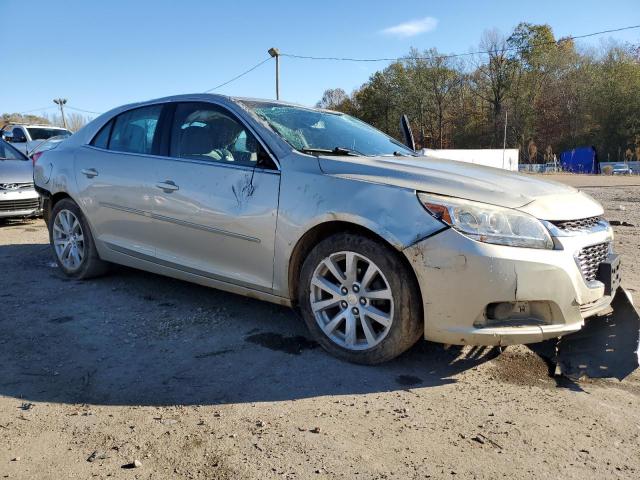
[33,94,620,364]
[2,124,71,156]
[0,139,41,219]
[612,163,631,175]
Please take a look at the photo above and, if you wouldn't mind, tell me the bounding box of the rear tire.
[298,233,423,364]
[49,198,108,279]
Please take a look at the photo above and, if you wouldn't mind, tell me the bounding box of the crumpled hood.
[318,155,603,221]
[0,160,33,184]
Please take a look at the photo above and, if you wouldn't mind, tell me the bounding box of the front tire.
[298,233,423,364]
[49,198,108,279]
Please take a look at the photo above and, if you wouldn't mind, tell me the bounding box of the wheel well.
[42,192,71,226]
[288,221,422,309]
[50,192,71,207]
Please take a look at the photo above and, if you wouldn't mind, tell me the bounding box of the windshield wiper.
[299,146,361,156]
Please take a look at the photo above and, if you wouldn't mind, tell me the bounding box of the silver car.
[33,94,620,364]
[0,139,41,219]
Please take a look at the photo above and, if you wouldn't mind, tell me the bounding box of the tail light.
[31,151,44,166]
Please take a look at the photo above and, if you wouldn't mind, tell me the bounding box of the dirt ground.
[1,174,639,480]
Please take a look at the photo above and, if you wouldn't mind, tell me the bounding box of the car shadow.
[0,242,501,407]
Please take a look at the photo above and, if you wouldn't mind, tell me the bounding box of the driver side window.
[169,103,260,168]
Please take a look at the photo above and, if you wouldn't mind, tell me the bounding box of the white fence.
[420,148,520,171]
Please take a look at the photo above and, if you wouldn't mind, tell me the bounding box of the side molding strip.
[99,202,261,243]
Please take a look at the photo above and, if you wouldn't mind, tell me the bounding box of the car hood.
[0,159,33,184]
[318,155,603,221]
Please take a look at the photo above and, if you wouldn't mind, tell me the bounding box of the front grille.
[0,198,39,212]
[577,242,609,282]
[551,216,602,232]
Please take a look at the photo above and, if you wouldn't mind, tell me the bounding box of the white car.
[612,163,631,175]
[2,124,71,156]
[0,139,41,218]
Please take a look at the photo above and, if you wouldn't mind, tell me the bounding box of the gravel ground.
[1,175,639,480]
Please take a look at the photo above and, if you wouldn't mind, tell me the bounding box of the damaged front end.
[403,212,639,380]
[403,226,591,346]
[552,288,640,380]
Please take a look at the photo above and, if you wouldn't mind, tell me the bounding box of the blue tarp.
[560,147,596,173]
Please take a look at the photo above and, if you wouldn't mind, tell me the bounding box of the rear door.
[152,101,281,292]
[75,104,164,258]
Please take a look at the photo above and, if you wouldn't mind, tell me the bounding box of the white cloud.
[381,17,438,38]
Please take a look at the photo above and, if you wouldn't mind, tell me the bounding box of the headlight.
[418,193,554,249]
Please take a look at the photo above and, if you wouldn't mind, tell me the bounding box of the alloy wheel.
[53,209,85,270]
[309,251,394,350]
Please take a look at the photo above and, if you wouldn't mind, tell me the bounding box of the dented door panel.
[152,158,280,291]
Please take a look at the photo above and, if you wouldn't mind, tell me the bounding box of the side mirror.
[2,132,13,142]
[400,114,416,151]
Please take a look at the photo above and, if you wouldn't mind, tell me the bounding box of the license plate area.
[597,253,621,296]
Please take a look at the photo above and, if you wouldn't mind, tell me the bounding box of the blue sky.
[1,0,638,117]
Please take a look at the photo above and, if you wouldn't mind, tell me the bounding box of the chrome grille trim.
[542,217,610,237]
[551,216,602,232]
[576,242,609,283]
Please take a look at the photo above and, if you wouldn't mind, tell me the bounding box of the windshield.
[241,101,415,157]
[27,127,72,141]
[0,139,28,161]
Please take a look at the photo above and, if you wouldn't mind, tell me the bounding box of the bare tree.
[66,112,91,132]
[45,112,92,132]
[316,88,348,109]
[471,29,516,146]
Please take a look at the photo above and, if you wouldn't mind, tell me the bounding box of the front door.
[152,102,280,292]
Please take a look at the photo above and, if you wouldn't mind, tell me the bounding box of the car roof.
[66,93,341,149]
[111,93,327,113]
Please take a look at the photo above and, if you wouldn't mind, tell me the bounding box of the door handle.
[81,168,98,178]
[156,180,179,193]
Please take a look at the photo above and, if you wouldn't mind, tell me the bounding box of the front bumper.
[0,188,41,218]
[403,226,615,346]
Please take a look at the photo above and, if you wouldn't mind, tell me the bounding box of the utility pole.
[53,98,68,129]
[268,47,280,100]
[502,109,508,169]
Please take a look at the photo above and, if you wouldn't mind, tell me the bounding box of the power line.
[17,105,102,116]
[66,106,103,115]
[18,105,57,114]
[203,57,272,93]
[280,24,640,62]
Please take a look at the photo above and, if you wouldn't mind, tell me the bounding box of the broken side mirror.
[400,114,416,152]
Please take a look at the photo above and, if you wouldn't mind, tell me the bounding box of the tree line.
[317,23,640,163]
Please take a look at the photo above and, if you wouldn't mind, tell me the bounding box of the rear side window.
[90,120,112,149]
[108,105,162,154]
